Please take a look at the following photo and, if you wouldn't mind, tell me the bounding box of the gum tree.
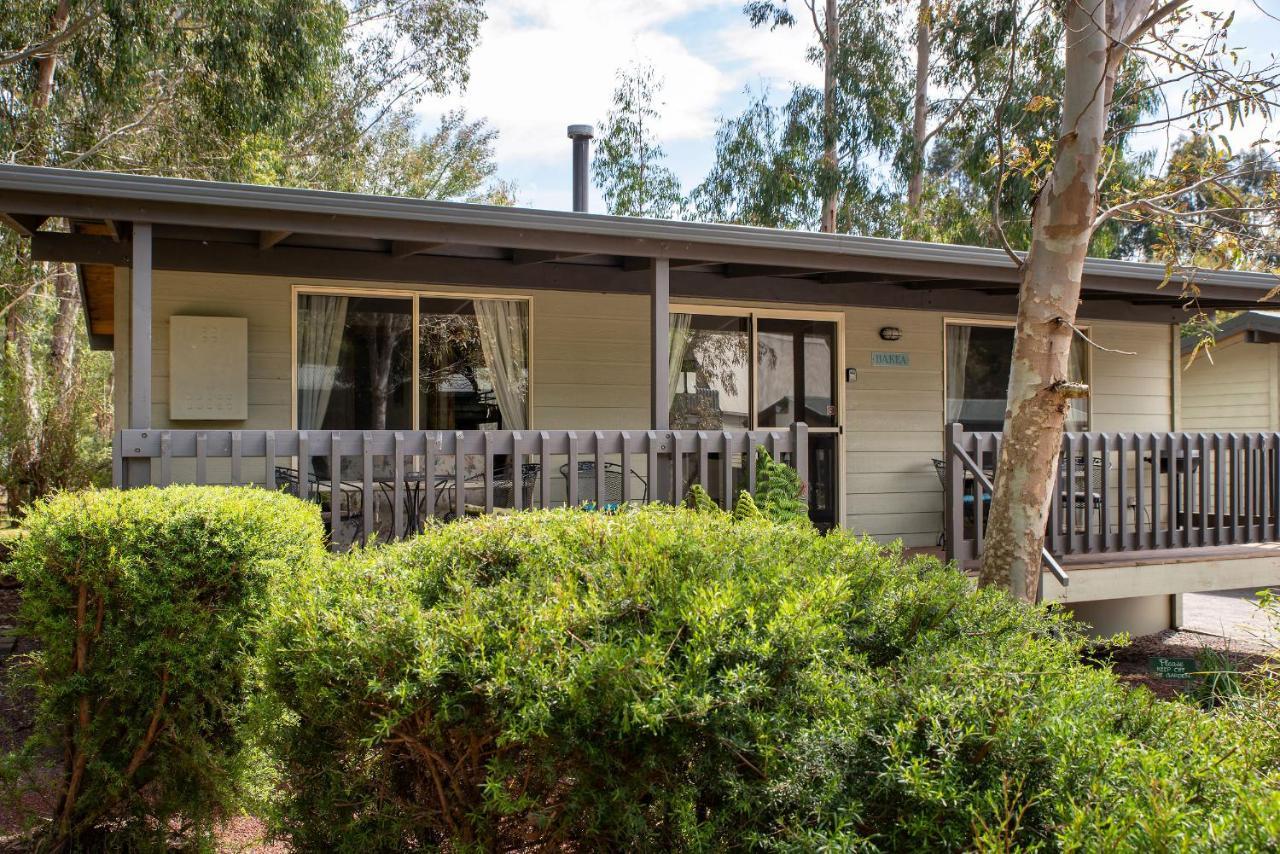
[980,0,1280,599]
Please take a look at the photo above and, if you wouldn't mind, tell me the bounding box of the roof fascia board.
[4,164,1276,297]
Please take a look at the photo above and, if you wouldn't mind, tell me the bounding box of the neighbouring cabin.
[1181,310,1280,433]
[3,164,1280,636]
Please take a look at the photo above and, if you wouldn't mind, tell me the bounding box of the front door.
[670,307,843,529]
[756,317,841,530]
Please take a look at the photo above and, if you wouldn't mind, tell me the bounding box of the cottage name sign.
[871,351,910,368]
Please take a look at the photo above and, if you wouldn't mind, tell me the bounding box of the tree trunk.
[978,0,1122,599]
[907,0,931,210]
[820,0,839,233]
[2,0,72,508]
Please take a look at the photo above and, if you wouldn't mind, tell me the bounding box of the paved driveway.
[1182,587,1279,651]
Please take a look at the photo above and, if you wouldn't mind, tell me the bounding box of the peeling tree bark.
[979,0,1157,600]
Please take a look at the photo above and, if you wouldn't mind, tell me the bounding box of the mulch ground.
[1107,628,1271,699]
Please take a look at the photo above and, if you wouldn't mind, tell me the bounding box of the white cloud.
[417,1,732,168]
[414,1,823,187]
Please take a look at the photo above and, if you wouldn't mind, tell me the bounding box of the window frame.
[669,303,845,435]
[942,316,1093,432]
[290,285,534,431]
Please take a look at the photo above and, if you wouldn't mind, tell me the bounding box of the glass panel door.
[756,318,837,429]
[756,317,840,530]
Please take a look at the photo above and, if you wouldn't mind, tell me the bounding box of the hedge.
[259,505,1280,851]
[4,486,324,850]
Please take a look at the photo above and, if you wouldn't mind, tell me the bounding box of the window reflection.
[757,318,836,428]
[945,324,1087,432]
[420,297,528,430]
[669,313,750,430]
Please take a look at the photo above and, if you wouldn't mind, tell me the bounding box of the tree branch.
[0,7,99,68]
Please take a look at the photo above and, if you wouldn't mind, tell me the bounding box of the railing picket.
[697,432,710,505]
[1213,433,1225,547]
[1230,433,1242,546]
[722,430,734,510]
[483,430,496,514]
[594,431,607,510]
[423,431,435,524]
[362,432,374,543]
[646,431,659,508]
[540,431,552,509]
[329,433,345,549]
[747,434,758,494]
[1064,433,1077,555]
[264,431,276,491]
[1247,434,1259,542]
[512,432,525,511]
[1196,433,1208,548]
[298,432,311,503]
[1117,433,1126,551]
[195,432,208,485]
[1129,434,1142,551]
[621,432,634,505]
[454,430,466,520]
[159,431,172,486]
[393,432,405,539]
[671,432,684,504]
[231,431,242,486]
[566,431,579,507]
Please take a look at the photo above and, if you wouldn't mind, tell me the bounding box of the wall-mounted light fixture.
[879,326,903,342]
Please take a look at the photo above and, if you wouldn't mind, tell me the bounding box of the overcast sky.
[416,0,1280,214]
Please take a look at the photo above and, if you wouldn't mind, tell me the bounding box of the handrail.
[950,442,1069,589]
[945,422,1280,580]
[113,425,811,549]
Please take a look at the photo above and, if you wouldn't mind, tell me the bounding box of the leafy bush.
[259,505,1280,851]
[4,486,324,849]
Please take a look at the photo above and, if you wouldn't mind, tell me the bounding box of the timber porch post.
[650,257,670,430]
[122,222,152,488]
[650,258,672,501]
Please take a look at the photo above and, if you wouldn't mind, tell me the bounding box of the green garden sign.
[1149,657,1198,679]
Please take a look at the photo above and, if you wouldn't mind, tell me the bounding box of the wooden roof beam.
[510,249,596,265]
[259,229,292,250]
[391,240,445,259]
[1,212,48,237]
[621,257,717,272]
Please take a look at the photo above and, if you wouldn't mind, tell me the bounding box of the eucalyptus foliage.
[2,486,325,850]
[260,505,1280,850]
[593,62,684,218]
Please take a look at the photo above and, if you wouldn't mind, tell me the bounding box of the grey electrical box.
[169,316,248,420]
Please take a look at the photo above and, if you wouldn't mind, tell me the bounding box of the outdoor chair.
[274,465,364,539]
[559,460,648,510]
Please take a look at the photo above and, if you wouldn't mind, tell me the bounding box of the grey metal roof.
[1182,310,1280,353]
[2,163,1277,295]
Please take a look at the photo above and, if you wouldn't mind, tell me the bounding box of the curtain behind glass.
[297,294,349,429]
[473,299,529,430]
[944,324,970,424]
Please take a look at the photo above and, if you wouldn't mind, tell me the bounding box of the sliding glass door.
[670,307,843,529]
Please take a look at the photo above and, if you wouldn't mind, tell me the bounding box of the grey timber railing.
[945,423,1280,570]
[114,425,808,548]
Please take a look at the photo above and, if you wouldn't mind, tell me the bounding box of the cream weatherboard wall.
[1180,336,1280,432]
[115,269,1177,547]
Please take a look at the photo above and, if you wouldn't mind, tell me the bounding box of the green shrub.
[259,504,1280,851]
[4,486,324,849]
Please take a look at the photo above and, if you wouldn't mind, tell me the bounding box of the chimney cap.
[567,124,595,140]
